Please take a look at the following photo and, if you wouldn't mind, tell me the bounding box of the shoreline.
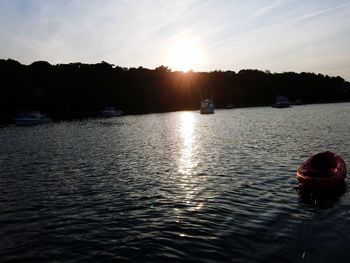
[1,100,349,126]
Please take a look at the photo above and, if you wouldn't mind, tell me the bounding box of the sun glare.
[169,38,203,72]
[178,112,197,175]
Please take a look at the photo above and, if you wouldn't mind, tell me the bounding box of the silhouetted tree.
[0,59,349,122]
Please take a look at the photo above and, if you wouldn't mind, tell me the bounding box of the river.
[1,103,349,262]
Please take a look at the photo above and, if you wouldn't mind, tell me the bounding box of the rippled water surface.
[1,103,350,262]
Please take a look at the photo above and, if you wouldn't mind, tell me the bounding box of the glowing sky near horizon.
[0,0,350,80]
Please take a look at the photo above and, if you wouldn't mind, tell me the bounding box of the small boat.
[296,151,347,189]
[272,96,290,108]
[200,99,214,114]
[15,111,52,126]
[101,107,123,117]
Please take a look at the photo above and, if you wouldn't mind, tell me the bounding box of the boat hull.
[296,151,346,189]
[272,104,290,108]
[200,107,214,114]
[101,107,123,117]
[272,96,290,108]
[101,111,122,117]
[15,118,52,126]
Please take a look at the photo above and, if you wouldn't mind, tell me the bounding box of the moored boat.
[200,98,214,114]
[272,96,290,108]
[15,111,52,126]
[296,151,347,189]
[101,107,123,117]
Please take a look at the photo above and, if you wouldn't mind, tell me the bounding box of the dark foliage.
[1,59,349,121]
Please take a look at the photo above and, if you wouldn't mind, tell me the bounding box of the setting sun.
[168,38,203,72]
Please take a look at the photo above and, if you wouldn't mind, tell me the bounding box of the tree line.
[1,59,349,121]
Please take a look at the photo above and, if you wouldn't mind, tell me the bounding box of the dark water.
[1,103,350,262]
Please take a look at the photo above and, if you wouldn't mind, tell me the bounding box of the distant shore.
[2,100,350,126]
[1,59,350,125]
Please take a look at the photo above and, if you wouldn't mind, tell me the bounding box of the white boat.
[15,111,52,126]
[272,96,290,108]
[101,107,123,117]
[200,98,215,114]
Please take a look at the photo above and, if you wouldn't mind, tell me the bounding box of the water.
[1,103,350,262]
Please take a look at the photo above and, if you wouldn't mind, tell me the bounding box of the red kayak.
[296,151,347,189]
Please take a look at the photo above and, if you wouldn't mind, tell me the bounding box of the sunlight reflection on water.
[1,103,350,262]
[178,112,198,175]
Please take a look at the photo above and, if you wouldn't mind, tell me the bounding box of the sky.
[0,0,350,80]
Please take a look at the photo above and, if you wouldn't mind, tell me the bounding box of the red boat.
[296,151,347,189]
